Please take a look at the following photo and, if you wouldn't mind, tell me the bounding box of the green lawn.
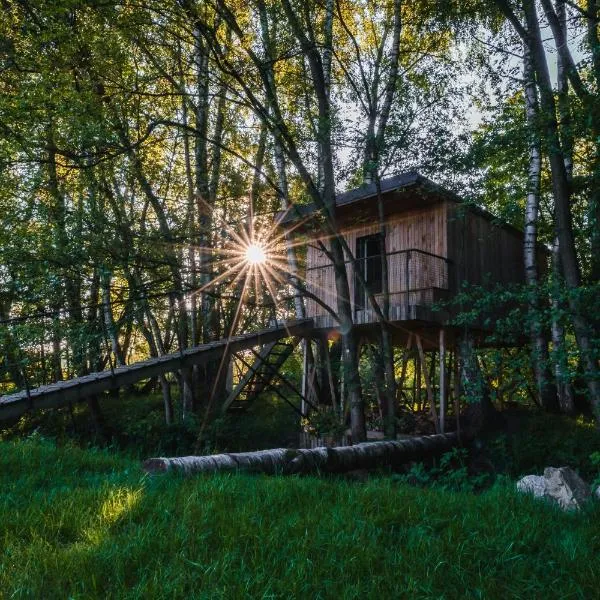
[1,437,599,599]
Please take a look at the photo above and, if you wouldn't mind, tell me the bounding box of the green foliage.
[303,406,346,439]
[485,412,600,480]
[208,393,301,453]
[395,447,493,493]
[0,388,302,458]
[2,437,600,598]
[445,279,600,408]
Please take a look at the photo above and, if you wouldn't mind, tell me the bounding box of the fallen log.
[142,432,461,476]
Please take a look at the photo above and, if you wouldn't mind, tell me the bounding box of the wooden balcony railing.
[305,249,452,321]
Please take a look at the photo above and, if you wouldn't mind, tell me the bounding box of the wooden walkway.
[0,319,314,421]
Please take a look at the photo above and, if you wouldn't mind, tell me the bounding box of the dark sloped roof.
[274,171,542,250]
[276,171,447,225]
[335,171,423,206]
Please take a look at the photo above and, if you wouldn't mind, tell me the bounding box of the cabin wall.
[446,203,526,291]
[304,204,448,319]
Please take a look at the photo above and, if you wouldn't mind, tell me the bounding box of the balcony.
[305,248,452,328]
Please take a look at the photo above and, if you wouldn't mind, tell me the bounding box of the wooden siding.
[303,198,530,324]
[305,204,449,319]
[446,203,525,291]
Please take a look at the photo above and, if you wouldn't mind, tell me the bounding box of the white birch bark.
[523,44,556,410]
[143,433,461,475]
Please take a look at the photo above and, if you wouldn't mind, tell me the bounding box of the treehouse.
[279,171,531,345]
[0,172,537,442]
[272,171,541,440]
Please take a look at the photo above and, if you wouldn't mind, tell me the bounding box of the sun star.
[245,243,267,265]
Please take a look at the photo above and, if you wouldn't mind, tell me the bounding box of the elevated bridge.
[0,319,314,421]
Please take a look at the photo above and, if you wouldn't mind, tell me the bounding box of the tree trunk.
[143,432,462,476]
[517,0,600,416]
[101,270,125,367]
[522,43,558,411]
[551,237,575,414]
[585,0,600,281]
[281,0,365,440]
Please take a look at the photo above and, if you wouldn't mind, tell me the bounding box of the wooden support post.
[181,367,194,420]
[160,374,173,425]
[322,337,338,411]
[430,350,437,408]
[225,356,233,395]
[439,328,446,434]
[404,251,411,317]
[370,344,387,427]
[415,352,421,411]
[416,334,440,433]
[307,361,317,410]
[396,333,413,406]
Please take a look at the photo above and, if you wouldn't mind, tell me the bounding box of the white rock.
[544,467,591,510]
[516,467,591,511]
[516,474,547,498]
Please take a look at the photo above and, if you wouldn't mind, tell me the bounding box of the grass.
[2,436,600,599]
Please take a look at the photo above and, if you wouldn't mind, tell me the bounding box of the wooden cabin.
[279,172,530,340]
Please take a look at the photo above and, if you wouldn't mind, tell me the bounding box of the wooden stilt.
[429,350,437,410]
[305,341,321,405]
[396,333,413,407]
[416,334,440,433]
[439,328,446,434]
[181,367,194,420]
[160,375,173,425]
[322,337,338,411]
[225,356,233,395]
[415,352,421,412]
[497,352,505,409]
[370,344,387,427]
[307,359,317,409]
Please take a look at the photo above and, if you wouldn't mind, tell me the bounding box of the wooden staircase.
[223,338,302,413]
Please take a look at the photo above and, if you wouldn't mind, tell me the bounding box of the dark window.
[355,234,383,309]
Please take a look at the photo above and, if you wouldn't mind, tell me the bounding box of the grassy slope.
[1,438,599,599]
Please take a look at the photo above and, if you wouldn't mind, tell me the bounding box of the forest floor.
[2,397,600,598]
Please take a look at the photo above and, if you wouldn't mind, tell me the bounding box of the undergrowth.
[2,436,600,599]
[0,389,299,459]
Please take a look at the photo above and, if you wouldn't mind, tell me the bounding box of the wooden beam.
[416,334,440,433]
[0,319,314,421]
[321,336,338,411]
[222,341,278,412]
[396,333,413,406]
[453,347,461,439]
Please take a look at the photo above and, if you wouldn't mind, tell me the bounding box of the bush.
[485,412,600,479]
